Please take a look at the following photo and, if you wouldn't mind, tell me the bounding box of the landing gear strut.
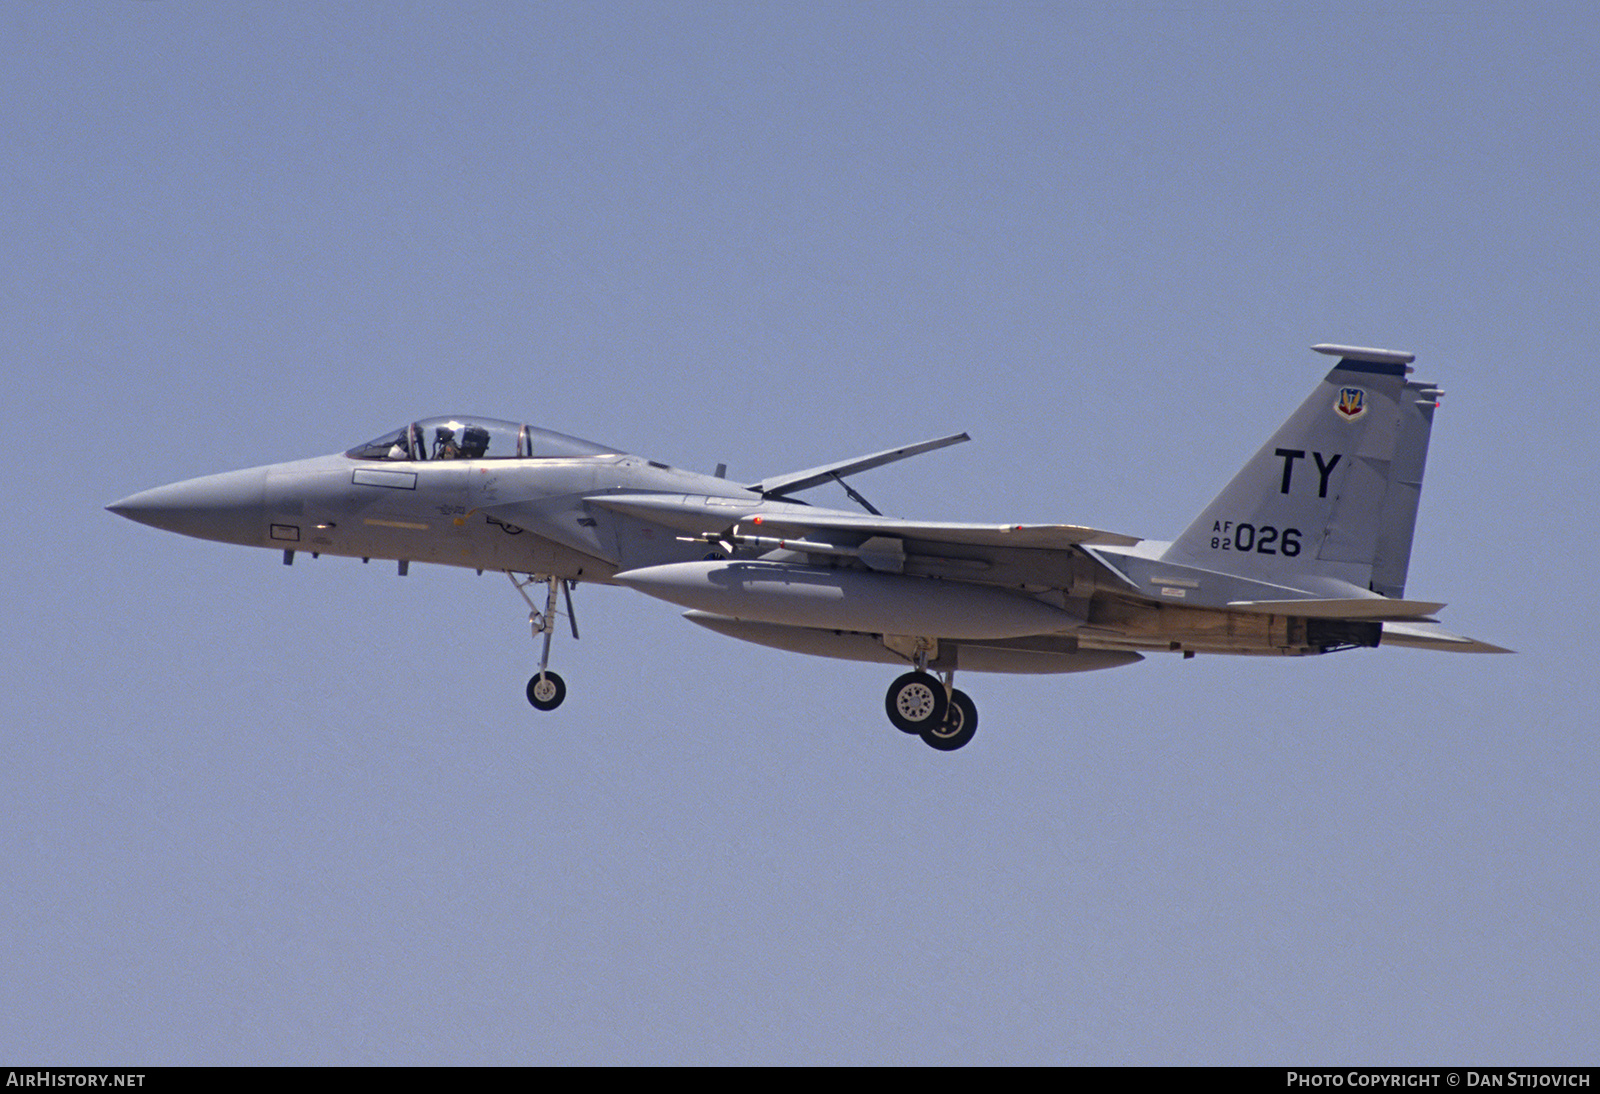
[509,572,577,711]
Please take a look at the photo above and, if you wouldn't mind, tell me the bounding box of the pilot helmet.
[462,424,491,458]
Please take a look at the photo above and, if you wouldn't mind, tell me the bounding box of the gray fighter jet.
[108,344,1506,752]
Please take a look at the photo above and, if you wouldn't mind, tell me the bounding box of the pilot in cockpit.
[459,424,491,459]
[434,426,460,460]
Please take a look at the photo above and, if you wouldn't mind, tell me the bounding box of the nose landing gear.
[509,572,578,711]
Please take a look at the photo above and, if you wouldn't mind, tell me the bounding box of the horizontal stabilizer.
[1381,620,1513,654]
[1226,597,1445,620]
[748,433,969,497]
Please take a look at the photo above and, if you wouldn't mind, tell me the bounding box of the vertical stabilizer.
[1162,345,1440,597]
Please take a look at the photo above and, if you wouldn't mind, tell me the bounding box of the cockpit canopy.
[346,417,620,462]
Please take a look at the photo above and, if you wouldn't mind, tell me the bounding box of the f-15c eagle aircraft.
[109,344,1504,751]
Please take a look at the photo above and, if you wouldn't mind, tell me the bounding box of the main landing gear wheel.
[885,671,948,734]
[526,670,566,711]
[920,688,978,752]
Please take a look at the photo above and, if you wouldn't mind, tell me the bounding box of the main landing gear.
[509,572,578,711]
[884,670,979,752]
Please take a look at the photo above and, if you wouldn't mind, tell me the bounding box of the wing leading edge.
[588,492,1142,550]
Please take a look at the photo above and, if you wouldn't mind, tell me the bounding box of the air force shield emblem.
[1336,386,1367,421]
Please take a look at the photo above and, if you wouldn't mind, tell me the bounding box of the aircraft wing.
[589,492,1140,549]
[731,509,1142,549]
[747,433,970,498]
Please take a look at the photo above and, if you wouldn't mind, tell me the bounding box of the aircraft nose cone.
[107,467,270,546]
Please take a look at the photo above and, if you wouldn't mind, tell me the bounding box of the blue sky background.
[4,1,1595,1064]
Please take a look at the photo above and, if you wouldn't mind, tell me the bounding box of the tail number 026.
[1211,521,1301,556]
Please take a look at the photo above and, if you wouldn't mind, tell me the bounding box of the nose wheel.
[884,670,979,751]
[526,670,567,711]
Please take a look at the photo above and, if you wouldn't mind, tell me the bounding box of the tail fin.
[1162,344,1440,598]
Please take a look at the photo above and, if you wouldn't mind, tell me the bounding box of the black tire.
[526,670,567,711]
[921,688,978,751]
[885,671,947,734]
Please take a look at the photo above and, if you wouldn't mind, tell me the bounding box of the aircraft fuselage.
[114,450,759,580]
[109,349,1507,753]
